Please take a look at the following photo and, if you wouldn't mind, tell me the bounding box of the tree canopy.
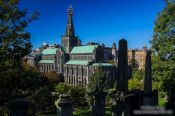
[87,66,110,94]
[0,0,50,109]
[0,0,38,70]
[151,0,175,106]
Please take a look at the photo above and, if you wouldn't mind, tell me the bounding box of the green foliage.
[68,85,87,107]
[73,107,112,116]
[73,107,91,116]
[55,83,71,94]
[0,66,50,103]
[151,0,175,105]
[0,0,38,70]
[132,68,144,80]
[128,78,143,91]
[128,68,144,91]
[45,71,64,89]
[0,0,43,108]
[55,83,87,107]
[87,66,109,94]
[29,87,56,113]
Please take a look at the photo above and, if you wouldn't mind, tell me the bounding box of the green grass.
[73,106,112,116]
[105,107,112,116]
[73,107,90,116]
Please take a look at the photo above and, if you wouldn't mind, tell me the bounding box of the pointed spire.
[112,42,116,49]
[65,5,75,37]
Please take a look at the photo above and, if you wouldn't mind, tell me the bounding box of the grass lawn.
[73,106,112,116]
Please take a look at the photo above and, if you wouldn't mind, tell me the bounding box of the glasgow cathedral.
[27,6,147,86]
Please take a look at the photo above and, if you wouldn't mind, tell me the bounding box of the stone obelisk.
[117,39,128,93]
[143,50,154,105]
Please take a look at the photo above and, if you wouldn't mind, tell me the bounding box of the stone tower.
[112,42,117,61]
[61,5,80,53]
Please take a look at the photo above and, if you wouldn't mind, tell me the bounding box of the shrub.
[68,85,87,107]
[55,83,71,94]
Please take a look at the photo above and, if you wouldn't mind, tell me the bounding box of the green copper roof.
[65,60,89,65]
[42,48,58,55]
[39,60,54,63]
[70,45,98,54]
[92,63,113,66]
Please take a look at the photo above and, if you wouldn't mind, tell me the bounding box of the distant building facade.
[27,6,147,86]
[128,47,147,69]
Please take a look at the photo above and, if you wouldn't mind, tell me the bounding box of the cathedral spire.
[65,5,75,37]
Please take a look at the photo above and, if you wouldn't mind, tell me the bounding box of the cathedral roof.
[65,60,89,65]
[70,45,98,54]
[92,63,113,67]
[39,60,54,64]
[42,48,58,55]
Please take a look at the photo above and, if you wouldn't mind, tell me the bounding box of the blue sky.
[20,0,165,49]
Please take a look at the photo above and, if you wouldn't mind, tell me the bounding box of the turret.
[112,42,117,61]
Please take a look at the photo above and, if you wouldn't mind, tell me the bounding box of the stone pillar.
[117,39,128,93]
[55,94,74,116]
[143,50,154,105]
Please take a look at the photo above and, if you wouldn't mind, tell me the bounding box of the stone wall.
[64,64,117,86]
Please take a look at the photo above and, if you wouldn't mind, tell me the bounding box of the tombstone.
[112,39,132,116]
[153,89,158,105]
[7,98,35,116]
[165,88,174,109]
[55,94,74,116]
[94,92,106,116]
[143,50,155,105]
[117,39,128,93]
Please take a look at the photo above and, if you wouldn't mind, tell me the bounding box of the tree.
[128,68,144,91]
[151,0,175,107]
[68,85,87,107]
[0,0,44,113]
[55,83,71,94]
[0,0,38,70]
[86,66,110,107]
[45,71,64,88]
[87,66,110,94]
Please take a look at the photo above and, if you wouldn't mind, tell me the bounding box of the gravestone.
[112,39,132,116]
[8,98,35,116]
[55,94,74,116]
[94,92,106,116]
[143,50,155,105]
[117,39,128,93]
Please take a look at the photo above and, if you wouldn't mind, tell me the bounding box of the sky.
[20,0,165,49]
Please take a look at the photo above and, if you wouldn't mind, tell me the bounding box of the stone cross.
[117,39,128,93]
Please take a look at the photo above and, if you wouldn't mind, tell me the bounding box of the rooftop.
[42,48,58,55]
[39,60,55,63]
[70,45,98,54]
[92,63,113,67]
[65,60,89,65]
